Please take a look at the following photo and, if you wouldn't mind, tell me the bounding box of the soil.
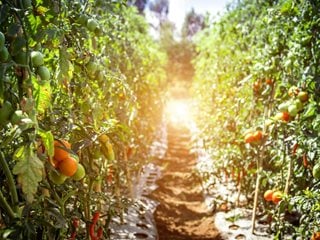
[148,123,223,240]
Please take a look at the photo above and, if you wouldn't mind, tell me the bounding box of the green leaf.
[0,229,15,239]
[56,48,73,84]
[38,129,54,158]
[33,80,52,114]
[44,207,66,229]
[303,102,316,118]
[13,146,44,203]
[13,146,26,161]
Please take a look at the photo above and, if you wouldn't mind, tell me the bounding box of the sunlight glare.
[165,99,193,126]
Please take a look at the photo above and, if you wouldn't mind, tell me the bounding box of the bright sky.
[168,0,232,30]
[145,0,232,38]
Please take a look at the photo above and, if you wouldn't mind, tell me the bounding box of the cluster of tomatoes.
[252,78,273,94]
[273,86,309,123]
[244,130,264,144]
[0,31,50,82]
[263,189,283,205]
[30,50,51,82]
[41,140,86,185]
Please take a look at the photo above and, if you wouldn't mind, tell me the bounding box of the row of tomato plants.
[192,0,320,238]
[0,0,166,239]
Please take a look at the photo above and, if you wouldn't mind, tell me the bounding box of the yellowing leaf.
[35,6,49,16]
[13,145,44,202]
[34,80,52,114]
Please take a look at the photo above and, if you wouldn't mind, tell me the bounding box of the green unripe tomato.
[31,51,44,67]
[49,171,67,185]
[298,91,308,103]
[0,101,14,124]
[288,104,298,117]
[313,163,320,180]
[77,14,88,26]
[86,19,99,32]
[72,163,86,181]
[14,51,28,65]
[37,66,50,80]
[294,99,304,112]
[86,61,97,75]
[278,101,289,113]
[0,46,9,62]
[0,32,5,49]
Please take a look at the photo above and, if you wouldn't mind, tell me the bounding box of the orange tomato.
[57,156,78,177]
[54,139,71,162]
[288,86,300,97]
[253,130,263,141]
[265,78,273,85]
[292,143,299,155]
[311,232,320,240]
[272,191,283,204]
[264,189,274,202]
[253,81,261,92]
[244,133,255,143]
[245,130,263,144]
[281,112,290,122]
[127,146,136,159]
[275,112,290,122]
[303,153,309,168]
[98,134,109,144]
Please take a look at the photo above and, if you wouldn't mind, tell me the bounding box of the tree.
[149,0,169,25]
[127,0,148,14]
[181,8,205,39]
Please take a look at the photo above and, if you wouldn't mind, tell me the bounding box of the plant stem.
[284,155,293,195]
[0,151,19,213]
[0,189,16,220]
[251,101,269,233]
[251,162,261,234]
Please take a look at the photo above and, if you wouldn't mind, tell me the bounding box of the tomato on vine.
[72,163,86,181]
[57,156,78,177]
[31,51,44,67]
[49,170,67,185]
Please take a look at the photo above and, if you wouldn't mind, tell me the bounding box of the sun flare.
[165,99,193,126]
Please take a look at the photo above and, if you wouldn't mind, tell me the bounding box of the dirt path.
[149,123,222,240]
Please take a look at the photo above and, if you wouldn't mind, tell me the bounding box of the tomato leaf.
[302,102,316,118]
[33,80,52,114]
[13,145,44,202]
[38,129,54,158]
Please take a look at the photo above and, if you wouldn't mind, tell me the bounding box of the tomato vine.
[192,0,320,238]
[0,0,166,239]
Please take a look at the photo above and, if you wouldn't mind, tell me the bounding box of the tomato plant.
[192,0,320,237]
[0,0,166,239]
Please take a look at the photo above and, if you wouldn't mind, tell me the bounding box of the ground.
[149,122,222,240]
